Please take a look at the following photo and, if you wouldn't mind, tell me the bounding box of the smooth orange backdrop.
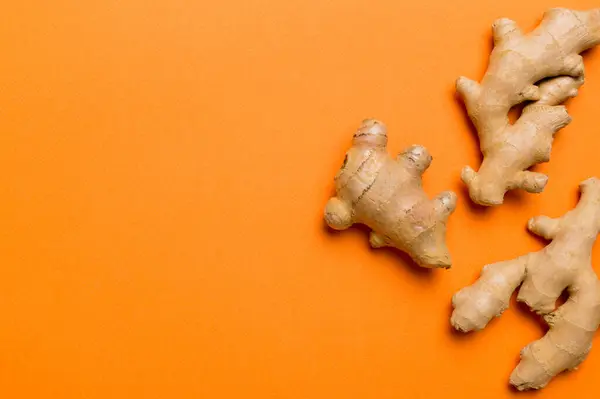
[1,0,600,397]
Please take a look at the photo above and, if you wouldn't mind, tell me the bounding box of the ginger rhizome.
[457,8,600,206]
[451,178,600,390]
[324,119,457,268]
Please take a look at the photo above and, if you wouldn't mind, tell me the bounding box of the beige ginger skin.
[324,119,457,269]
[457,8,600,205]
[451,178,600,390]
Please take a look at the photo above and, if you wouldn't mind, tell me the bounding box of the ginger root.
[451,177,600,390]
[457,8,600,205]
[324,119,457,268]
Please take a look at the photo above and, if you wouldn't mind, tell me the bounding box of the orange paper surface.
[1,0,600,397]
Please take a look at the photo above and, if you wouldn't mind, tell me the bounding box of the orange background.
[1,0,600,397]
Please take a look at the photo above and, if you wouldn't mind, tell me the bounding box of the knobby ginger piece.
[324,119,457,268]
[457,8,600,205]
[451,178,600,390]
